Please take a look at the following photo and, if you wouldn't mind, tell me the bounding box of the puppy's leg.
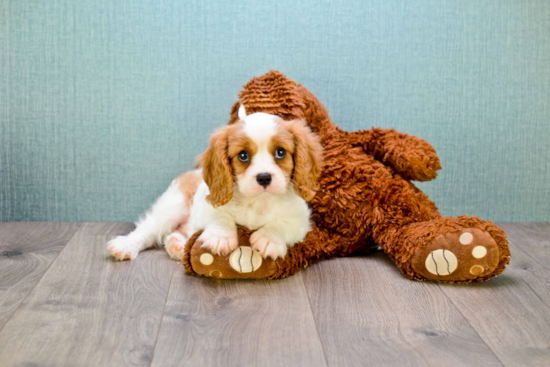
[107,172,198,261]
[251,207,311,260]
[162,170,203,261]
[195,207,239,256]
[164,222,191,261]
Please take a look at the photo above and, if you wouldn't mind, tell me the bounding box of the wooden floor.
[0,223,549,367]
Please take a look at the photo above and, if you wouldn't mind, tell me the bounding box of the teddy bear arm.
[345,128,442,181]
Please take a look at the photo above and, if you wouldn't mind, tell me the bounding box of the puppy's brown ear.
[287,120,324,201]
[198,126,234,207]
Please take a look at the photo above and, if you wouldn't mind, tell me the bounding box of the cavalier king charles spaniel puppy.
[107,105,323,261]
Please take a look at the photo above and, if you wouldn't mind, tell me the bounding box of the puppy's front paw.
[107,236,140,261]
[250,229,287,260]
[199,227,238,256]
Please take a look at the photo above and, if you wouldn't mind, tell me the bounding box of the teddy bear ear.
[238,104,247,120]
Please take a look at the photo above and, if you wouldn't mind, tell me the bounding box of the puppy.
[106,106,323,262]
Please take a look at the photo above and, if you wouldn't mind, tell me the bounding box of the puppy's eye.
[238,150,250,162]
[275,148,286,159]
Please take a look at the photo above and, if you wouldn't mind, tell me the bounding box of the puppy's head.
[200,106,323,207]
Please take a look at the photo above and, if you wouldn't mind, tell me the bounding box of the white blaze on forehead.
[242,112,279,145]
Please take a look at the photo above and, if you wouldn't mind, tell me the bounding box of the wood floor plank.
[303,254,504,367]
[501,223,550,269]
[439,223,550,366]
[0,222,179,367]
[151,271,328,367]
[501,223,550,305]
[0,222,81,331]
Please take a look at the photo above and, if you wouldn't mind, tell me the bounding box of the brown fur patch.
[278,119,323,201]
[177,170,202,208]
[170,170,203,236]
[269,125,296,183]
[198,124,241,207]
[227,127,258,177]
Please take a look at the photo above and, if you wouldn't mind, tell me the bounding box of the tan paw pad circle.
[425,249,458,276]
[209,270,222,278]
[199,253,214,265]
[229,247,262,273]
[472,246,487,259]
[470,265,485,275]
[459,232,473,245]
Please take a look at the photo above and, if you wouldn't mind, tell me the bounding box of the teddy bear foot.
[410,228,501,282]
[185,232,278,279]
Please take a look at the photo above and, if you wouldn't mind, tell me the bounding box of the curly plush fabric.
[184,71,511,283]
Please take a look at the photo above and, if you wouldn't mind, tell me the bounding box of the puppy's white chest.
[223,195,278,229]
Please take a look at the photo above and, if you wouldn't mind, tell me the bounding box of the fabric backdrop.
[1,0,549,222]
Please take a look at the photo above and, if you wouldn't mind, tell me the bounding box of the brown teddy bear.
[183,70,511,284]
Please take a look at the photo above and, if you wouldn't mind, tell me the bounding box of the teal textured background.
[1,0,549,222]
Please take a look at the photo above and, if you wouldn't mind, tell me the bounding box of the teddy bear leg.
[370,179,511,283]
[183,225,344,280]
[379,216,511,283]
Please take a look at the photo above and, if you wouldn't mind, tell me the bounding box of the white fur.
[107,112,312,261]
[238,104,247,120]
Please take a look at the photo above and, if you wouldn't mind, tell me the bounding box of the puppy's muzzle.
[256,173,272,188]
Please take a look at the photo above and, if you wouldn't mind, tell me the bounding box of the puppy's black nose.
[256,173,272,188]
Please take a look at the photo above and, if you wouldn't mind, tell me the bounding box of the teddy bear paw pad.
[412,228,500,281]
[425,249,458,276]
[229,246,263,273]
